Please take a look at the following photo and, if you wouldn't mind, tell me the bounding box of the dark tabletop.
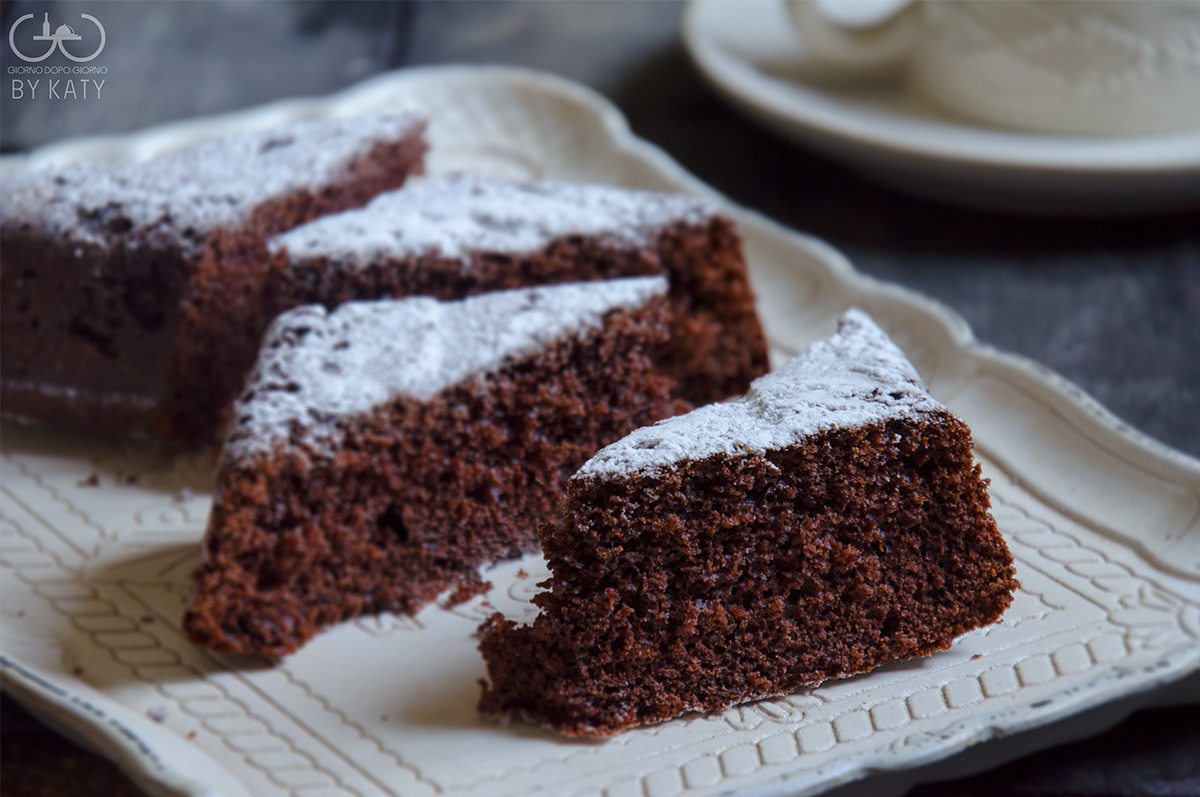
[1,2,1197,796]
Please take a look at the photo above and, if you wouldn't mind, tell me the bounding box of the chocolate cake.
[478,309,1018,737]
[1,114,426,443]
[266,174,769,406]
[184,277,687,656]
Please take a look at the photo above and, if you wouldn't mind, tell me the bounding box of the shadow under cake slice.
[478,309,1019,737]
[1,113,427,444]
[267,173,769,406]
[184,276,686,656]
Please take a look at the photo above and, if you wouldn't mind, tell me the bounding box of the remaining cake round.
[266,174,769,407]
[183,276,687,656]
[478,309,1019,737]
[1,113,427,443]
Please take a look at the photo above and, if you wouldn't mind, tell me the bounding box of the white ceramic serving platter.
[683,0,1200,214]
[1,65,1198,797]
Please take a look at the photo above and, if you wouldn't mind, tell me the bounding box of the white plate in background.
[684,0,1200,214]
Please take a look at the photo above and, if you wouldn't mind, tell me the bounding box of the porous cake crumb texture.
[478,311,1018,737]
[184,280,686,656]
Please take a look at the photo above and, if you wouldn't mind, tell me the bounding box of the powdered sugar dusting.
[225,276,669,461]
[578,309,944,478]
[268,174,719,264]
[2,114,423,252]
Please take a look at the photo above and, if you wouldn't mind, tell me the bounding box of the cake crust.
[478,310,1019,737]
[184,278,687,656]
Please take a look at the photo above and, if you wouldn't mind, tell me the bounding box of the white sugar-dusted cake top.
[226,276,669,460]
[2,113,424,251]
[268,173,720,264]
[578,309,944,478]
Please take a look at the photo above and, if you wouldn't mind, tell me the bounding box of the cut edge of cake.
[184,276,687,656]
[477,308,1019,737]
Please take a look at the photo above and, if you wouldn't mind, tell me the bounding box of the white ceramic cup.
[786,0,1200,136]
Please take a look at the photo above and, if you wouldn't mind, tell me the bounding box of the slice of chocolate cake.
[478,309,1019,737]
[184,277,686,656]
[266,174,769,407]
[1,113,426,443]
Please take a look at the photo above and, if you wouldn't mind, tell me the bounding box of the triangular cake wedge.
[184,277,685,656]
[1,114,426,443]
[266,174,769,406]
[478,309,1019,737]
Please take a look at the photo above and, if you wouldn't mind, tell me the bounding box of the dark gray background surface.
[1,3,1197,797]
